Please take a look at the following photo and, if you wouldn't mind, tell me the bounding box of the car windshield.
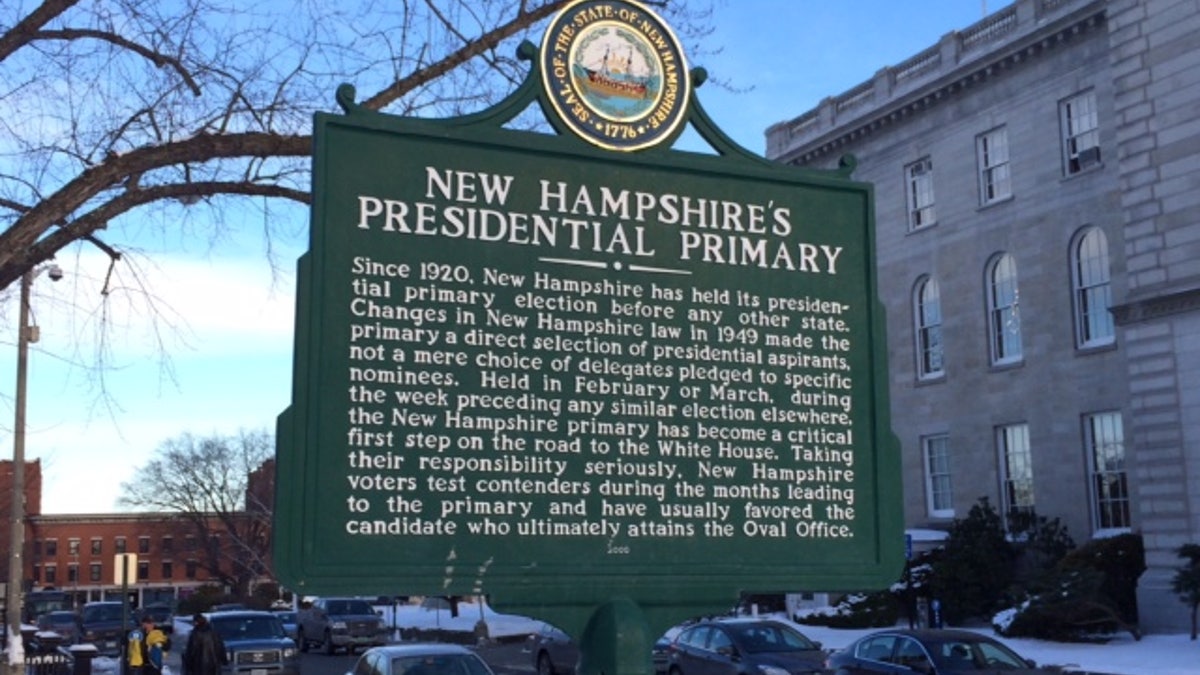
[929,639,1028,670]
[82,605,123,622]
[392,654,492,675]
[211,616,286,641]
[328,600,374,615]
[40,612,78,626]
[725,623,818,653]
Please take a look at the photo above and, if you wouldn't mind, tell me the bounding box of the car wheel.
[537,652,555,675]
[324,630,337,655]
[298,629,308,653]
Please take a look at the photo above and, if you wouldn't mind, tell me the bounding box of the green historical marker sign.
[276,1,902,671]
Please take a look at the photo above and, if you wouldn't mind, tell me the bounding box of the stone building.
[766,0,1198,633]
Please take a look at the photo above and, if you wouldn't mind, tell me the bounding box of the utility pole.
[5,263,61,675]
[5,269,33,675]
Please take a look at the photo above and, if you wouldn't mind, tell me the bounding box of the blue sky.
[2,1,1012,514]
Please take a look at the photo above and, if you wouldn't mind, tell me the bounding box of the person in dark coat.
[183,614,228,675]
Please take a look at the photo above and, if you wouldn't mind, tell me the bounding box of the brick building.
[3,460,259,609]
[766,0,1199,633]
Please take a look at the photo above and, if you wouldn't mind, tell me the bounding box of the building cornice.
[766,0,1106,164]
[1112,287,1200,326]
[28,512,187,525]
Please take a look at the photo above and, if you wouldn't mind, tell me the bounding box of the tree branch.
[0,131,310,288]
[0,0,78,61]
[32,28,202,96]
[361,1,566,110]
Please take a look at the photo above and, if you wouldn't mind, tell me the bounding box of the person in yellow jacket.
[128,615,172,675]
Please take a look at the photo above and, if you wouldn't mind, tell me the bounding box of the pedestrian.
[183,613,228,675]
[129,616,172,675]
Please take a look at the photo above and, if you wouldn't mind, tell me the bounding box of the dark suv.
[80,601,133,656]
[207,610,300,675]
[297,597,386,655]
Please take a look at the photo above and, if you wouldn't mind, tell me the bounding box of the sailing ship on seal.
[578,44,650,100]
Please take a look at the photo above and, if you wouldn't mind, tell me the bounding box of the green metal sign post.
[276,2,902,673]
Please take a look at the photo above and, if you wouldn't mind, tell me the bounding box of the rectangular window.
[161,537,174,555]
[45,565,57,584]
[185,536,198,551]
[186,559,198,580]
[32,565,41,583]
[138,536,151,554]
[1086,411,1130,531]
[68,564,79,583]
[68,539,80,556]
[977,127,1011,204]
[137,561,150,581]
[33,540,42,557]
[906,157,936,230]
[1062,90,1100,174]
[923,435,954,518]
[998,423,1034,526]
[91,538,102,555]
[162,561,173,579]
[45,539,58,556]
[115,537,127,554]
[89,563,102,582]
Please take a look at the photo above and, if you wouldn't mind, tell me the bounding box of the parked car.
[526,623,577,675]
[663,619,826,675]
[80,601,134,656]
[297,597,386,655]
[212,603,250,613]
[346,644,495,675]
[525,621,676,675]
[271,610,299,643]
[207,610,300,675]
[33,610,83,647]
[824,628,1057,674]
[136,603,176,633]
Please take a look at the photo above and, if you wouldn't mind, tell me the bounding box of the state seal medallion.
[541,0,690,151]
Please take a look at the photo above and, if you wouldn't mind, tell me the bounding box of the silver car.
[347,644,495,675]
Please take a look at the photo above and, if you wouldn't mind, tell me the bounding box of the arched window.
[913,276,944,379]
[1072,227,1114,348]
[987,253,1022,364]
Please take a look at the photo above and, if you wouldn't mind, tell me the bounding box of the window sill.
[977,194,1014,211]
[915,373,946,386]
[989,358,1024,372]
[1076,339,1117,356]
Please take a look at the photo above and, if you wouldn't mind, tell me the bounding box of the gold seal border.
[541,0,691,152]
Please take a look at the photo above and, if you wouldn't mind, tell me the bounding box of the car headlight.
[756,666,790,675]
[283,647,297,659]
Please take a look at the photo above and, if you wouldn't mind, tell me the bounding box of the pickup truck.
[296,598,385,655]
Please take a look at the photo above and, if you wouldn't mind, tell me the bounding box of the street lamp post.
[5,264,60,675]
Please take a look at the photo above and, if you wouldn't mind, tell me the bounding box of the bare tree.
[118,429,274,596]
[0,0,716,295]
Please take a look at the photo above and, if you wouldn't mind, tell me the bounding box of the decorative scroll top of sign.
[541,0,690,151]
